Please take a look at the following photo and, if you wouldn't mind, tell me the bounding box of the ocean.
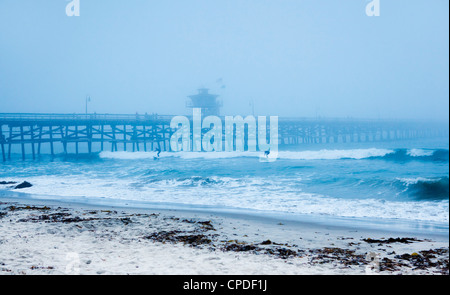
[1,137,448,235]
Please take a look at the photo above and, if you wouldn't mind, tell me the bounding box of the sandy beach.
[0,197,448,275]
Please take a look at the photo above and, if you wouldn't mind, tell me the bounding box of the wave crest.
[99,148,449,162]
[371,149,449,162]
[397,177,449,200]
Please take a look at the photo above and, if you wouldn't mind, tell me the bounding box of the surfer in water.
[264,149,270,157]
[154,147,161,160]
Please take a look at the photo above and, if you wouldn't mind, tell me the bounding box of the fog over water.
[0,0,448,122]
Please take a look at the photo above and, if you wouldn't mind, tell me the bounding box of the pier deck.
[0,113,446,160]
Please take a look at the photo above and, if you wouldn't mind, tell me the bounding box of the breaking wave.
[397,177,449,201]
[99,148,449,162]
[370,149,449,162]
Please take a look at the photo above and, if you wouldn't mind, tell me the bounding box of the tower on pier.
[186,88,222,117]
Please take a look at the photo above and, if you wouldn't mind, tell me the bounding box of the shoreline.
[2,191,449,238]
[0,196,448,275]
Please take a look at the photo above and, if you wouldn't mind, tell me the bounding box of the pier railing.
[0,113,173,122]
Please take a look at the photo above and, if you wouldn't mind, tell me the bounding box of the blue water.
[1,137,448,234]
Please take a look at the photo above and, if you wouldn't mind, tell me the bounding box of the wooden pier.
[0,113,172,160]
[277,118,446,145]
[0,113,447,160]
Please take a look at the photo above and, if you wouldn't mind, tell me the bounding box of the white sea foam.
[278,148,394,160]
[14,174,449,224]
[99,148,395,161]
[407,149,434,157]
[5,146,447,227]
[396,177,440,185]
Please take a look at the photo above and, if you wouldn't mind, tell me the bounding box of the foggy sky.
[0,0,448,121]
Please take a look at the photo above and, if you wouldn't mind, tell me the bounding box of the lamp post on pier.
[85,95,91,114]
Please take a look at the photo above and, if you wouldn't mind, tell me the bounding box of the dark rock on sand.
[362,237,422,244]
[7,205,50,211]
[0,181,17,185]
[309,247,366,266]
[224,243,260,252]
[261,240,272,245]
[197,220,215,231]
[120,217,132,225]
[177,234,212,246]
[394,248,449,274]
[143,230,212,247]
[265,247,298,259]
[14,181,33,189]
[182,219,215,231]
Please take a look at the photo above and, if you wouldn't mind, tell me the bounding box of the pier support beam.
[30,126,36,160]
[0,126,5,162]
[123,125,127,151]
[87,124,92,154]
[1,142,4,162]
[75,125,79,154]
[101,125,104,151]
[49,126,54,156]
[20,126,25,160]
